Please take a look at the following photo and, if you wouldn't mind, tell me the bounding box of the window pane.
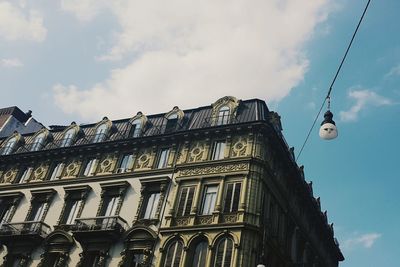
[131,120,142,138]
[217,106,230,125]
[143,192,160,219]
[84,159,97,176]
[19,167,33,183]
[50,163,64,180]
[157,148,170,169]
[192,242,208,267]
[103,196,118,216]
[164,241,183,267]
[211,141,225,160]
[201,185,218,215]
[93,124,108,143]
[119,154,134,173]
[65,200,81,224]
[215,238,233,267]
[224,183,241,213]
[2,137,17,155]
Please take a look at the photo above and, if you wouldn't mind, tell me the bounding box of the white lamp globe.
[319,110,338,140]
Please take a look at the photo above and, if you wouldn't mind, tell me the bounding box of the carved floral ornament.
[130,111,148,127]
[164,106,184,120]
[211,96,240,120]
[177,162,249,177]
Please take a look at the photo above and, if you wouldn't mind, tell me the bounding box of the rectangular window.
[49,163,64,180]
[62,199,82,225]
[101,196,119,217]
[211,141,225,160]
[157,148,170,169]
[18,167,33,183]
[223,182,241,213]
[131,123,142,138]
[117,154,134,173]
[142,192,160,219]
[0,202,12,227]
[83,159,98,176]
[200,185,218,215]
[176,186,195,217]
[30,202,47,221]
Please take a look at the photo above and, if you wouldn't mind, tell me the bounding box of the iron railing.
[73,216,128,232]
[0,221,51,237]
[202,115,239,128]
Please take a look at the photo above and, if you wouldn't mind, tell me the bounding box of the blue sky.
[1,0,399,266]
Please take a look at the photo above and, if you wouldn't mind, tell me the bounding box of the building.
[0,106,43,138]
[0,96,344,267]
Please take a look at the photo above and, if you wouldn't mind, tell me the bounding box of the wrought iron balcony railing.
[73,216,128,232]
[202,115,239,128]
[0,221,51,238]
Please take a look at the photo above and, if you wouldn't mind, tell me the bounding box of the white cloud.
[385,64,400,78]
[0,1,46,42]
[339,89,393,122]
[56,0,333,121]
[1,58,23,68]
[343,233,382,250]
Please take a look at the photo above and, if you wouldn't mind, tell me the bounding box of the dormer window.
[165,113,178,133]
[61,128,76,147]
[31,132,46,151]
[217,106,230,125]
[93,123,108,143]
[1,136,17,155]
[131,119,142,138]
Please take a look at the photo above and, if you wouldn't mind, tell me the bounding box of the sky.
[0,0,399,266]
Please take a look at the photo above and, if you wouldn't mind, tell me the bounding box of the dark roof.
[0,106,31,124]
[0,98,270,149]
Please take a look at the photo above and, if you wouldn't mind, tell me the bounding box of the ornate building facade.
[0,96,344,267]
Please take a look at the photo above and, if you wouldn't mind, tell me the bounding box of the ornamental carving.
[31,164,49,182]
[230,137,248,158]
[135,151,151,170]
[197,215,213,225]
[64,160,80,177]
[222,214,238,223]
[2,168,17,183]
[174,217,190,226]
[188,142,206,163]
[178,163,248,177]
[98,155,117,174]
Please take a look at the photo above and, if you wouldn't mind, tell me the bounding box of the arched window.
[60,128,76,147]
[164,240,183,267]
[1,136,17,155]
[131,119,142,138]
[31,132,46,151]
[93,123,108,143]
[214,237,233,267]
[191,241,208,267]
[217,106,230,126]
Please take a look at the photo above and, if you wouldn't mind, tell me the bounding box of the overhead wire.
[296,0,372,162]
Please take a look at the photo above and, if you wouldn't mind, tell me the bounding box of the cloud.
[343,233,382,250]
[385,64,400,78]
[340,89,393,122]
[0,1,46,42]
[0,58,23,68]
[55,0,333,121]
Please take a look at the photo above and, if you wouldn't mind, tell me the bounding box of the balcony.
[202,115,239,128]
[0,221,51,244]
[71,216,128,243]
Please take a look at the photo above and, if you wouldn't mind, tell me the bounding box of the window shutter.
[224,184,233,213]
[232,183,241,212]
[224,239,233,266]
[184,187,195,216]
[215,239,225,266]
[176,188,188,217]
[173,242,183,267]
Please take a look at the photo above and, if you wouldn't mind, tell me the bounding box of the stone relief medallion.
[2,169,17,183]
[231,138,247,157]
[32,165,47,181]
[188,143,205,162]
[136,153,151,169]
[65,161,79,177]
[99,156,114,173]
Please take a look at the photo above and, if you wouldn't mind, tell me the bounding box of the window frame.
[1,136,18,155]
[176,186,196,217]
[217,106,230,125]
[141,192,161,220]
[213,237,234,267]
[49,162,64,181]
[223,182,242,213]
[210,140,226,160]
[93,123,108,143]
[163,240,184,267]
[117,153,134,173]
[156,148,170,169]
[83,158,98,177]
[31,132,46,152]
[199,184,218,215]
[60,128,76,147]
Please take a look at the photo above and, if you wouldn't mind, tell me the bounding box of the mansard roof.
[0,98,271,153]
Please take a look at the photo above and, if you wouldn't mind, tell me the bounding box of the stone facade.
[0,96,344,267]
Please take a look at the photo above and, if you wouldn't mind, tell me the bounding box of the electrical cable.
[296,0,372,161]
